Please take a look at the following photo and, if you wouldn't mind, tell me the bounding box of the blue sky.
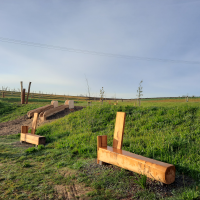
[0,0,200,99]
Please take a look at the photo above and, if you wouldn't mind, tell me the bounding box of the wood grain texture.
[97,135,107,164]
[113,112,126,149]
[31,113,38,134]
[20,133,46,145]
[98,146,175,184]
[39,105,68,121]
[27,105,53,118]
[21,126,28,133]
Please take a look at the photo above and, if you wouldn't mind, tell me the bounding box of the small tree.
[100,87,105,104]
[137,80,143,106]
[85,75,91,101]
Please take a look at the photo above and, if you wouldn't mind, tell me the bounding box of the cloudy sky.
[0,0,200,99]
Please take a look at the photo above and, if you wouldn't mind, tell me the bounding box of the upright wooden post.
[22,89,25,104]
[97,135,107,165]
[31,113,38,134]
[113,112,126,150]
[20,81,23,104]
[2,92,5,98]
[21,126,28,133]
[26,82,31,104]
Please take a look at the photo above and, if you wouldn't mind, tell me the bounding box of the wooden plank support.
[65,100,74,109]
[27,104,54,118]
[20,113,46,145]
[97,135,107,165]
[97,112,175,184]
[51,100,58,108]
[113,112,126,150]
[20,133,46,145]
[31,113,38,134]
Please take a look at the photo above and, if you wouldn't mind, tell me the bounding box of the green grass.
[0,97,85,123]
[0,100,48,122]
[0,102,200,199]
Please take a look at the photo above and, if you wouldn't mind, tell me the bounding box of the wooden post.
[26,82,31,104]
[20,81,23,104]
[97,135,107,165]
[21,126,28,133]
[31,113,38,134]
[113,112,126,149]
[22,89,25,104]
[2,92,5,98]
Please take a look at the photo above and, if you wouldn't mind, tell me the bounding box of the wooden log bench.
[20,113,46,146]
[39,105,68,122]
[97,112,175,184]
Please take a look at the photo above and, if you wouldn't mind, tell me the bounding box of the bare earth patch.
[54,183,92,200]
[0,106,84,136]
[54,169,93,200]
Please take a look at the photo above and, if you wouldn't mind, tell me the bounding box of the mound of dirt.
[0,106,84,136]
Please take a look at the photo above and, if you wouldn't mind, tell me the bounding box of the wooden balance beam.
[20,113,46,146]
[27,104,54,118]
[97,112,175,184]
[39,105,68,122]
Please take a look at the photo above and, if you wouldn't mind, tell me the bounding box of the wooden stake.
[26,82,31,104]
[22,89,25,104]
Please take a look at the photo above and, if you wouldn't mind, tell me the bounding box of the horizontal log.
[39,105,68,121]
[98,146,175,184]
[27,105,53,118]
[20,133,46,145]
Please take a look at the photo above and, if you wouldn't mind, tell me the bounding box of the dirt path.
[0,106,84,136]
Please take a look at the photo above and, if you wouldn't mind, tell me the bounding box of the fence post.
[26,82,31,104]
[22,89,25,104]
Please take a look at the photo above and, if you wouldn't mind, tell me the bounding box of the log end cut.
[165,165,176,184]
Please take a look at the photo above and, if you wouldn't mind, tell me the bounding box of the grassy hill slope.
[0,104,200,199]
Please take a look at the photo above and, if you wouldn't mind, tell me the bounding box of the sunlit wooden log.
[97,112,175,184]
